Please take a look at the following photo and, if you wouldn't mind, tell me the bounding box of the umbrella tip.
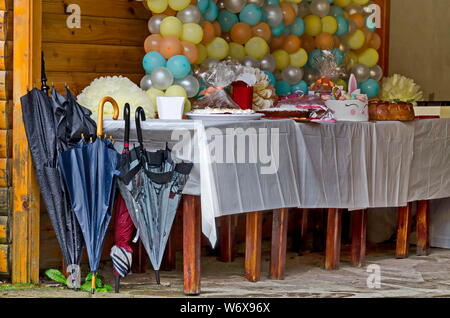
[115,276,120,294]
[155,270,161,285]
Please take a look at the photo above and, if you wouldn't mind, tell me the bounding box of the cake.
[257,105,310,119]
[325,99,369,122]
[368,100,415,121]
[190,107,254,114]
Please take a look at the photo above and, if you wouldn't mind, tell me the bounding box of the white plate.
[186,112,264,121]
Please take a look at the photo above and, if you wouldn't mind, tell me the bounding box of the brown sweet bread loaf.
[257,109,310,119]
[368,100,415,121]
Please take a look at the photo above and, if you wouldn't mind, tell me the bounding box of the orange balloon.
[350,13,365,29]
[281,3,296,26]
[361,27,373,46]
[144,34,162,53]
[315,32,334,50]
[181,41,199,64]
[282,35,301,54]
[230,22,252,45]
[212,21,222,37]
[369,32,381,50]
[162,7,177,16]
[270,35,286,51]
[159,36,183,59]
[301,35,316,52]
[333,36,341,49]
[251,22,272,42]
[201,22,215,44]
[190,0,197,3]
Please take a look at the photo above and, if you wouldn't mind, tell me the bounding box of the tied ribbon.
[199,86,224,97]
[311,77,336,91]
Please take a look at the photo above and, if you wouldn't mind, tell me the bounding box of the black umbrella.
[58,96,120,293]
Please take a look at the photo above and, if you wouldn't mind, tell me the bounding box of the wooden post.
[270,208,288,280]
[373,0,391,75]
[218,215,236,263]
[183,195,201,295]
[416,200,430,256]
[298,208,309,253]
[325,208,342,270]
[351,209,368,267]
[244,211,262,282]
[396,203,413,259]
[160,230,176,271]
[131,240,147,273]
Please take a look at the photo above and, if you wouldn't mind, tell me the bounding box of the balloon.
[281,3,296,25]
[282,34,301,53]
[369,32,381,50]
[354,0,370,5]
[239,4,263,26]
[140,75,153,91]
[369,65,383,81]
[217,10,239,32]
[275,80,291,96]
[304,15,322,36]
[165,85,187,99]
[245,37,269,59]
[289,48,308,67]
[335,79,348,91]
[335,16,349,36]
[159,36,183,59]
[176,5,202,23]
[347,29,365,50]
[281,65,303,85]
[264,4,283,27]
[175,75,200,98]
[148,0,168,13]
[297,1,311,18]
[146,87,165,107]
[358,48,379,67]
[290,17,305,36]
[212,21,222,36]
[272,49,290,70]
[169,0,190,10]
[148,15,167,34]
[315,32,334,50]
[230,22,252,44]
[360,79,380,98]
[229,42,246,60]
[151,67,174,90]
[197,0,210,13]
[184,99,192,113]
[329,5,344,17]
[181,41,199,64]
[348,18,358,34]
[346,3,363,16]
[202,57,220,69]
[349,13,365,29]
[321,16,338,34]
[241,56,260,68]
[167,55,192,80]
[206,37,230,60]
[144,34,162,53]
[260,54,276,72]
[160,17,182,38]
[181,23,204,44]
[310,0,330,18]
[308,49,322,69]
[201,21,216,44]
[271,21,286,36]
[224,0,247,14]
[301,35,316,52]
[346,51,358,69]
[290,80,308,94]
[331,48,345,65]
[264,71,276,86]
[248,0,265,7]
[143,51,166,74]
[352,63,370,82]
[303,67,320,84]
[334,0,351,7]
[204,0,219,21]
[251,22,272,42]
[270,35,286,51]
[195,44,207,64]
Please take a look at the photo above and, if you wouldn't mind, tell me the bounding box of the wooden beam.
[0,11,13,41]
[374,0,391,75]
[0,158,10,187]
[0,129,11,157]
[416,200,430,256]
[0,0,13,11]
[325,208,342,270]
[0,215,8,243]
[183,195,201,295]
[351,209,368,267]
[0,243,9,273]
[270,208,288,280]
[0,41,12,71]
[218,215,236,263]
[0,100,12,129]
[396,203,413,259]
[0,187,10,216]
[244,211,262,282]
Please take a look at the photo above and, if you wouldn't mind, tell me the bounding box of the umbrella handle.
[124,103,131,150]
[97,96,120,137]
[135,107,146,150]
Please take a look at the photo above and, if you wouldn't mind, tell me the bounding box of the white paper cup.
[156,96,185,120]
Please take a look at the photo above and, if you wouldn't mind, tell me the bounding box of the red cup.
[231,81,254,110]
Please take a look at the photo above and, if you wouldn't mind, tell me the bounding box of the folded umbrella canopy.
[58,96,120,293]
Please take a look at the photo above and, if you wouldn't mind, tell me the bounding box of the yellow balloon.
[334,0,352,7]
[245,37,269,59]
[206,37,230,60]
[347,29,365,50]
[147,0,168,13]
[146,88,164,107]
[352,0,370,5]
[343,11,349,19]
[273,49,290,70]
[168,0,190,11]
[347,51,358,68]
[321,16,338,34]
[181,23,204,44]
[195,44,207,64]
[160,17,182,38]
[289,48,308,67]
[335,79,348,91]
[289,0,302,2]
[184,99,192,113]
[358,48,379,67]
[165,85,188,98]
[229,42,245,61]
[304,15,322,37]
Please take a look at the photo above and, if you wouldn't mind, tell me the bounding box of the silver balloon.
[202,57,220,70]
[217,0,226,9]
[369,65,383,82]
[148,15,166,34]
[150,67,174,90]
[352,64,370,83]
[346,3,363,16]
[339,42,350,53]
[175,75,200,98]
[310,0,330,18]
[348,19,358,34]
[224,0,247,14]
[303,68,319,85]
[241,56,260,68]
[264,4,283,27]
[140,75,153,91]
[176,5,202,24]
[247,0,265,7]
[297,1,311,17]
[260,54,276,73]
[281,65,304,85]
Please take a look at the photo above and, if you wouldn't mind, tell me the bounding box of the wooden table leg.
[417,200,430,256]
[351,209,368,267]
[218,215,236,262]
[160,231,176,271]
[299,208,309,253]
[396,203,413,259]
[325,208,342,270]
[245,211,263,282]
[270,208,289,280]
[183,195,201,295]
[132,240,147,273]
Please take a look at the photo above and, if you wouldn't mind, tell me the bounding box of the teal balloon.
[275,80,291,96]
[264,71,276,86]
[267,0,280,5]
[204,0,218,21]
[360,79,380,98]
[239,4,262,26]
[167,55,191,80]
[271,21,286,36]
[290,18,305,36]
[329,5,344,17]
[308,49,322,69]
[217,10,238,32]
[143,51,166,74]
[331,48,345,65]
[335,16,349,36]
[291,80,309,95]
[197,0,210,14]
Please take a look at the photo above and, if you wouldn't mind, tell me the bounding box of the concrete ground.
[2,242,450,298]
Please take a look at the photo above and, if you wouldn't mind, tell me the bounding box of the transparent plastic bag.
[275,93,336,122]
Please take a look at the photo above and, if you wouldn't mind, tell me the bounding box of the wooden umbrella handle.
[97,96,120,137]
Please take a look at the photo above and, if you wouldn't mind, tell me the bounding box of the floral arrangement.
[380,74,423,104]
